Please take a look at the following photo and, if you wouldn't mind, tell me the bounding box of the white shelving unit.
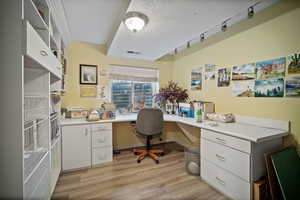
[0,0,66,198]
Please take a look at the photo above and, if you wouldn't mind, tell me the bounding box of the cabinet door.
[62,125,91,171]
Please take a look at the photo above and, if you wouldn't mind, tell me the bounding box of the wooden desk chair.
[133,108,164,164]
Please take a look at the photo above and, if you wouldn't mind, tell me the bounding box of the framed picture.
[80,64,98,85]
[191,67,203,90]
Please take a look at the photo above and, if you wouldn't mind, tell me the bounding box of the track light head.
[200,33,205,42]
[187,41,191,48]
[221,21,227,32]
[248,6,254,18]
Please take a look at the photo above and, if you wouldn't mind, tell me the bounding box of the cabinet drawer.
[24,21,62,79]
[201,138,250,181]
[92,131,112,148]
[91,123,112,132]
[201,159,250,200]
[92,146,113,165]
[201,129,251,153]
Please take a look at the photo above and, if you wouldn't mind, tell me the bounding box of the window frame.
[110,79,159,112]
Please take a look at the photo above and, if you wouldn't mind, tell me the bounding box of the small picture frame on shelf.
[80,64,98,85]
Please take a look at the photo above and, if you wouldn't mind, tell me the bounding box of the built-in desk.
[60,114,289,200]
[61,114,288,142]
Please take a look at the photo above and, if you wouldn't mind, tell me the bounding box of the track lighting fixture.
[187,41,191,48]
[200,33,205,42]
[221,21,227,32]
[248,6,254,18]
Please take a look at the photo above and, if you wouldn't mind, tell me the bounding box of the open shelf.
[24,0,49,30]
[24,149,48,183]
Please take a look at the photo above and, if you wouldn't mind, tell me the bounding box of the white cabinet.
[62,125,91,171]
[201,139,250,181]
[201,158,250,199]
[61,123,113,171]
[91,123,113,165]
[50,137,62,193]
[201,129,282,200]
[24,20,62,80]
[92,146,113,165]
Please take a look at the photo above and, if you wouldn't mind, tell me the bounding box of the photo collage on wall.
[191,67,203,90]
[254,57,285,97]
[286,53,300,97]
[217,67,231,87]
[191,52,300,98]
[232,63,255,97]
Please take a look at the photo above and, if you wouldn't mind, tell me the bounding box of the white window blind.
[109,65,159,110]
[109,65,158,82]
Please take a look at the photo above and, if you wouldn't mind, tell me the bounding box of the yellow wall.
[62,0,300,150]
[62,41,193,148]
[62,40,173,109]
[172,2,300,149]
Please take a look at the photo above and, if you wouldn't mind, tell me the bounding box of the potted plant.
[154,81,189,113]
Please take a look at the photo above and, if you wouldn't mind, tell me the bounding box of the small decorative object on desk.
[206,113,235,123]
[97,103,116,120]
[154,81,188,113]
[87,110,100,121]
[65,107,88,119]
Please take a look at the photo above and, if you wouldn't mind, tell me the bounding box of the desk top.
[61,114,288,143]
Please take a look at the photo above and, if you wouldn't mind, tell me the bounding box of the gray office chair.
[133,108,164,164]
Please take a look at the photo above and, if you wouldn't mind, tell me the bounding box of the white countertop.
[61,114,288,143]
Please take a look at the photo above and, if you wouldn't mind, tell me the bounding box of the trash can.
[185,146,200,176]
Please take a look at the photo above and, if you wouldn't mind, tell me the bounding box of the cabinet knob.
[40,50,48,56]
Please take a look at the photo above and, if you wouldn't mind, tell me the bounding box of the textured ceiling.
[62,0,129,44]
[63,0,275,60]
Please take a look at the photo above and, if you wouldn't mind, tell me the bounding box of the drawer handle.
[215,137,226,144]
[215,154,226,161]
[216,177,226,185]
[85,128,88,136]
[40,50,48,56]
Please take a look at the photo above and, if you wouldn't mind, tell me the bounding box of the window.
[109,65,159,111]
[111,80,158,110]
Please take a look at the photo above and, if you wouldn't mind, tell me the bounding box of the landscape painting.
[286,76,300,97]
[217,67,231,87]
[256,57,286,80]
[232,81,255,97]
[254,78,284,97]
[191,67,202,90]
[204,64,216,80]
[232,63,255,81]
[287,53,300,74]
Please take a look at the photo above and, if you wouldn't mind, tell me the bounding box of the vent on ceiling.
[127,50,141,55]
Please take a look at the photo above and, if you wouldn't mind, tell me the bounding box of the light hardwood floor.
[52,149,227,200]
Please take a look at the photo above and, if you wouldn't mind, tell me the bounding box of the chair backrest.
[136,108,163,136]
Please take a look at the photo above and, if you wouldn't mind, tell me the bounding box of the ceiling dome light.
[123,11,149,33]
